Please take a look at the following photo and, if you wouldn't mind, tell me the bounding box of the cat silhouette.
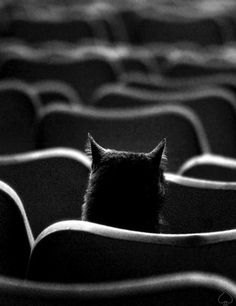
[82,133,167,233]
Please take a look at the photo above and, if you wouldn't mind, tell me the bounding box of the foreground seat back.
[27,221,236,283]
[0,272,234,305]
[0,149,90,238]
[0,180,33,278]
[163,173,236,233]
[179,154,236,181]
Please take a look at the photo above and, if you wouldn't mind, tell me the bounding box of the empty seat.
[138,15,227,46]
[27,220,236,283]
[7,15,107,43]
[0,148,90,238]
[0,80,40,154]
[37,104,210,172]
[164,58,236,78]
[34,81,81,106]
[124,72,236,97]
[179,153,236,181]
[0,180,33,278]
[0,272,235,305]
[0,54,118,104]
[93,84,236,158]
[163,173,236,233]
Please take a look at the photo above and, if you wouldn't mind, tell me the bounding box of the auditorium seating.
[137,14,228,46]
[0,52,119,104]
[27,220,236,283]
[92,84,236,157]
[179,153,236,181]
[6,12,110,43]
[37,104,210,171]
[34,80,81,106]
[0,180,33,278]
[0,80,39,154]
[124,72,236,97]
[0,149,90,238]
[0,272,234,305]
[0,0,236,304]
[164,173,236,233]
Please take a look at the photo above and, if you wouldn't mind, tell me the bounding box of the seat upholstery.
[37,104,210,172]
[0,54,118,104]
[163,173,236,233]
[0,80,40,154]
[93,84,236,158]
[27,220,236,283]
[0,272,232,305]
[0,180,33,278]
[0,149,90,238]
[179,154,236,181]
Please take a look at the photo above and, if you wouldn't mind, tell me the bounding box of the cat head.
[86,133,167,172]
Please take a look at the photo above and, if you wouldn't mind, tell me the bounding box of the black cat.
[82,134,167,233]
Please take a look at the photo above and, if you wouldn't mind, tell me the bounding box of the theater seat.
[37,104,210,172]
[138,15,227,46]
[34,81,81,106]
[0,80,40,154]
[0,54,118,104]
[7,15,107,43]
[179,154,236,181]
[0,180,33,278]
[0,272,233,305]
[163,173,236,233]
[92,84,236,158]
[0,148,90,238]
[27,220,236,283]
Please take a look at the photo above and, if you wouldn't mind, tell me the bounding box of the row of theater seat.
[0,0,236,304]
[2,148,236,240]
[3,0,236,45]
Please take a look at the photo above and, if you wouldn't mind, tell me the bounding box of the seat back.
[34,80,81,106]
[0,149,90,238]
[37,104,210,171]
[0,80,39,154]
[0,54,118,104]
[27,220,236,283]
[163,173,236,233]
[124,73,236,97]
[93,85,236,157]
[179,154,236,181]
[0,272,235,305]
[7,15,107,43]
[0,180,33,278]
[138,15,226,45]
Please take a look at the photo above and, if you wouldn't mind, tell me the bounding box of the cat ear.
[147,138,167,169]
[86,133,106,166]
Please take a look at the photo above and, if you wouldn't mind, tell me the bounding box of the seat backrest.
[7,14,107,43]
[179,153,236,181]
[0,80,40,154]
[138,15,226,45]
[37,104,210,172]
[164,58,236,78]
[0,272,235,305]
[92,84,236,157]
[34,80,81,106]
[0,180,33,278]
[0,54,118,104]
[124,72,236,97]
[27,220,236,283]
[0,149,90,238]
[163,173,236,233]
